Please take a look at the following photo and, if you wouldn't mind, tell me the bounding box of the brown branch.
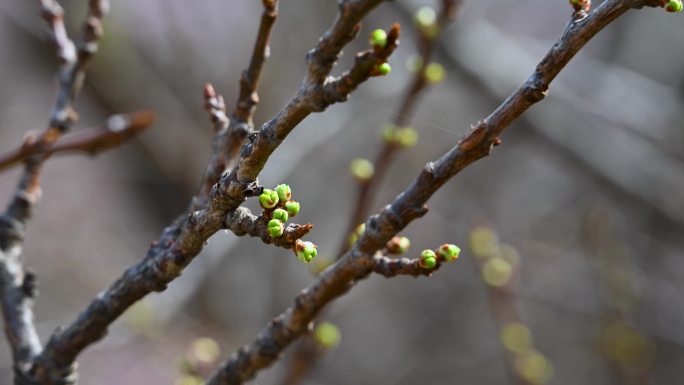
[372,254,441,277]
[0,111,155,172]
[206,1,662,384]
[224,207,313,249]
[27,2,398,383]
[337,0,462,258]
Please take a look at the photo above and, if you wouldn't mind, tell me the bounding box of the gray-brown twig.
[0,111,155,172]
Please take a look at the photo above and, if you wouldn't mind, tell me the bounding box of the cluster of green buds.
[369,28,392,76]
[380,124,418,148]
[350,158,374,181]
[418,243,461,269]
[259,184,301,238]
[414,6,439,39]
[294,239,318,263]
[664,0,683,13]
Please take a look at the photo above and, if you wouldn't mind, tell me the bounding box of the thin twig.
[0,111,155,172]
[206,1,662,383]
[197,0,280,205]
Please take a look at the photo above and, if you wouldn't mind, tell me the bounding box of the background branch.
[0,111,155,172]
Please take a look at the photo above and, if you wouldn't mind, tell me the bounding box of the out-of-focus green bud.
[314,322,341,349]
[482,257,513,287]
[424,63,446,84]
[350,158,374,181]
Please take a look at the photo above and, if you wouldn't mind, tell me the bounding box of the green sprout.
[267,219,284,238]
[275,184,292,202]
[419,249,437,269]
[295,240,318,263]
[259,189,279,209]
[377,62,392,76]
[272,208,289,222]
[285,200,300,217]
[437,243,461,262]
[369,28,388,48]
[666,0,683,13]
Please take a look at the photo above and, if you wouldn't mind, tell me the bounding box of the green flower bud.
[500,322,533,354]
[482,257,513,287]
[285,200,300,217]
[295,240,318,263]
[268,219,284,238]
[314,322,341,349]
[386,236,411,254]
[350,158,374,181]
[396,127,418,148]
[369,29,388,48]
[377,62,392,76]
[516,350,555,385]
[272,208,289,222]
[437,243,461,262]
[424,63,446,84]
[419,249,437,269]
[666,0,683,12]
[275,184,292,202]
[414,6,439,39]
[406,54,424,72]
[380,124,398,143]
[186,337,221,367]
[259,189,279,209]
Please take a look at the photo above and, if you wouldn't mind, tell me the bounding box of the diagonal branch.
[0,111,155,172]
[206,1,663,384]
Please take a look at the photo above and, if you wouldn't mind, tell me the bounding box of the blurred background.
[1,0,683,384]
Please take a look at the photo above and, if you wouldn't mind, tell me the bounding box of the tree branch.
[0,111,155,172]
[224,207,313,250]
[206,1,662,384]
